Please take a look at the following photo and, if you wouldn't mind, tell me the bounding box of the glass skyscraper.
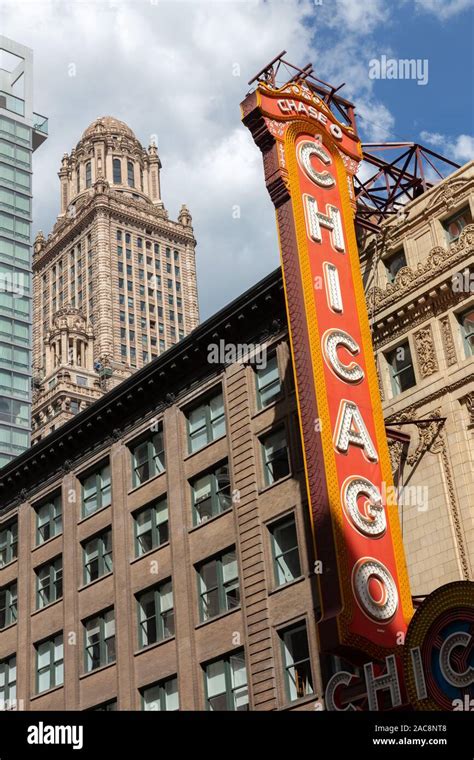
[0,36,47,466]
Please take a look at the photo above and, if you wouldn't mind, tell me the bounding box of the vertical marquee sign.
[242,81,413,659]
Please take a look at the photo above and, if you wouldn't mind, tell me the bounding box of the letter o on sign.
[352,558,399,622]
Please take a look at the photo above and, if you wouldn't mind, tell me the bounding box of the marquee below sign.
[242,81,414,659]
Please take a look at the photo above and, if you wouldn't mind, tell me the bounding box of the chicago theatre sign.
[241,80,414,659]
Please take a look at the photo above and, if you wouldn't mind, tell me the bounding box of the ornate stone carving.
[388,439,404,474]
[413,325,438,378]
[367,224,474,312]
[461,392,474,427]
[439,315,457,367]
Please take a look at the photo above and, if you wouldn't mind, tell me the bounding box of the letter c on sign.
[322,329,364,384]
[297,140,335,188]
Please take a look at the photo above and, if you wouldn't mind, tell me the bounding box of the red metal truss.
[248,53,461,233]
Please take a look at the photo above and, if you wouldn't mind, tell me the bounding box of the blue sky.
[2,0,473,319]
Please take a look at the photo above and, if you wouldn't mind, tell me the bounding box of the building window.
[255,353,281,408]
[36,634,63,694]
[91,700,117,711]
[84,609,115,672]
[0,520,17,567]
[83,530,113,584]
[270,516,301,586]
[81,463,111,517]
[0,655,16,703]
[280,623,314,702]
[127,161,135,188]
[137,580,174,648]
[261,427,290,486]
[383,248,407,284]
[191,462,231,525]
[458,308,474,357]
[85,161,92,188]
[141,676,179,711]
[443,206,471,243]
[204,651,248,711]
[386,342,416,396]
[187,392,225,454]
[36,556,63,609]
[134,497,168,556]
[113,158,122,184]
[0,582,17,629]
[130,428,165,486]
[198,549,239,622]
[76,375,88,387]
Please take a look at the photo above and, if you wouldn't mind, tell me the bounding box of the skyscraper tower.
[31,116,199,444]
[0,36,48,466]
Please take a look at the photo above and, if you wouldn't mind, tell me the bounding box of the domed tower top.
[57,116,163,216]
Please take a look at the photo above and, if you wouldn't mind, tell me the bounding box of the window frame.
[0,654,16,703]
[0,520,17,567]
[130,428,165,488]
[197,548,240,622]
[458,307,474,358]
[255,352,282,410]
[280,622,314,703]
[203,650,249,711]
[36,555,63,609]
[186,391,226,454]
[81,462,111,518]
[82,529,113,585]
[136,579,174,649]
[133,496,169,557]
[36,633,64,694]
[141,676,179,711]
[386,341,416,396]
[84,608,116,673]
[260,426,291,487]
[34,493,63,546]
[191,461,232,526]
[270,515,301,587]
[0,582,17,630]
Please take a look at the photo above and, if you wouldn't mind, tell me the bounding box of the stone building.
[361,160,474,597]
[31,117,199,444]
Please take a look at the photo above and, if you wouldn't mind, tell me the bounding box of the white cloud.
[420,131,474,164]
[414,0,473,20]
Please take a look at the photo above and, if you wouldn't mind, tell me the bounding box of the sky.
[1,0,473,320]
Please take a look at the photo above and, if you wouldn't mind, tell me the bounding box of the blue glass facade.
[0,37,47,466]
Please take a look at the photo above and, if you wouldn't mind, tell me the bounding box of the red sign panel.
[242,81,413,659]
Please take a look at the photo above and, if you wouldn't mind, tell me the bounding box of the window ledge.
[0,621,17,634]
[182,433,227,463]
[78,503,111,526]
[258,472,293,496]
[277,693,319,711]
[127,470,166,497]
[31,534,62,554]
[133,635,175,657]
[30,683,64,702]
[0,557,18,572]
[129,542,169,565]
[251,394,284,420]
[31,596,63,617]
[79,571,113,592]
[195,606,241,630]
[79,661,116,681]
[188,508,232,534]
[268,575,305,596]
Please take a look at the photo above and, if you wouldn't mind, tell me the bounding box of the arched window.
[113,158,122,184]
[85,161,92,188]
[127,161,135,188]
[76,170,80,193]
[140,169,144,191]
